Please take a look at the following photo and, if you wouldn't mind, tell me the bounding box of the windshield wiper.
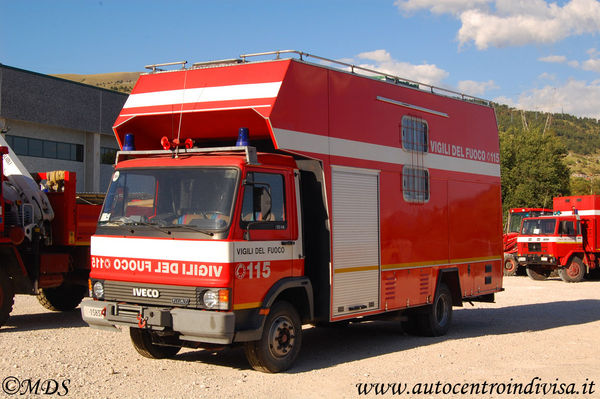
[163,224,215,236]
[104,217,173,235]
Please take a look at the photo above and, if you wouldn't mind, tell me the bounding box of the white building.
[0,63,127,192]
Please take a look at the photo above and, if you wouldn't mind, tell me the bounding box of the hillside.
[52,71,140,93]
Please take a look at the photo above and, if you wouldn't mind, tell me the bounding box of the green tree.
[500,126,570,214]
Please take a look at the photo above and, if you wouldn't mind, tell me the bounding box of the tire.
[417,283,453,337]
[0,269,15,328]
[558,257,586,283]
[526,265,551,281]
[37,283,88,311]
[244,300,302,373]
[504,257,519,276]
[129,328,181,359]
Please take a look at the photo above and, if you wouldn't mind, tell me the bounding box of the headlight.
[202,288,229,310]
[93,281,105,299]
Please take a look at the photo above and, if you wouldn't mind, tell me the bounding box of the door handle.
[281,240,294,246]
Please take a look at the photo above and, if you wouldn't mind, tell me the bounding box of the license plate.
[83,306,104,320]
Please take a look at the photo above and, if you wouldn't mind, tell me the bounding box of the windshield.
[521,218,556,235]
[99,167,239,231]
[507,210,548,233]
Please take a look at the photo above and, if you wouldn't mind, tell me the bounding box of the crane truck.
[0,135,103,327]
[81,50,503,372]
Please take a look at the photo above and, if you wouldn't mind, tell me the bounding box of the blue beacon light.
[236,127,249,147]
[123,133,135,151]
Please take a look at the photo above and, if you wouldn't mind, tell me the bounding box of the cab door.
[232,168,297,310]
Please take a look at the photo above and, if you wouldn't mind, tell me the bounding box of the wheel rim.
[268,315,296,358]
[567,262,581,278]
[505,260,516,273]
[435,295,450,326]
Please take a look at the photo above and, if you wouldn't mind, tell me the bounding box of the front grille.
[528,242,542,252]
[104,281,200,308]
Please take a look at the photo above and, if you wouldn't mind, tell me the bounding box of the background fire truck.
[503,207,550,276]
[81,50,504,372]
[0,136,103,328]
[518,195,600,282]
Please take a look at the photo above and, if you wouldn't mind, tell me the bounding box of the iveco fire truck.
[517,195,600,282]
[81,50,503,372]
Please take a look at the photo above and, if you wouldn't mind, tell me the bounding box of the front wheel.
[504,257,519,276]
[558,257,586,283]
[244,300,302,373]
[526,265,551,281]
[129,328,181,359]
[37,283,87,311]
[418,283,453,337]
[0,269,15,328]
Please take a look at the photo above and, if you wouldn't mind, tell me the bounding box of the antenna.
[175,70,188,158]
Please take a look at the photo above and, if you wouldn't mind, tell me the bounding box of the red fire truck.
[0,138,103,328]
[517,195,600,282]
[503,208,550,275]
[81,50,503,372]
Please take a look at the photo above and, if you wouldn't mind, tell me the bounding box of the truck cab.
[517,215,585,281]
[503,207,550,275]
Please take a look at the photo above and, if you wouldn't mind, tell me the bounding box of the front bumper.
[517,254,557,266]
[81,299,235,345]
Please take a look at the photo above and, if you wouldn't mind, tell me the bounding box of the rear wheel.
[0,269,15,327]
[558,257,586,283]
[129,328,181,359]
[417,283,453,337]
[37,283,87,311]
[244,300,302,373]
[526,265,551,281]
[504,257,519,276]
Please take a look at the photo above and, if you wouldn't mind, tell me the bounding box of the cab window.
[240,172,286,230]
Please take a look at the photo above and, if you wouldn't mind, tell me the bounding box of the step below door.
[331,167,380,317]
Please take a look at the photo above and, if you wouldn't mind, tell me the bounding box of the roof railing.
[144,61,188,72]
[145,50,490,106]
[238,50,489,106]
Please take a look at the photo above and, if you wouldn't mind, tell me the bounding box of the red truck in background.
[503,208,550,275]
[81,50,504,372]
[0,137,103,328]
[517,195,600,282]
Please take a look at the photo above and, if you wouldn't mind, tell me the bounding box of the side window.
[403,166,429,203]
[401,116,428,152]
[241,172,286,229]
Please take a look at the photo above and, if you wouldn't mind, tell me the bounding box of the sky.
[2,0,600,119]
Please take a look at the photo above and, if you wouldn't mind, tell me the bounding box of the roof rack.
[145,50,490,106]
[238,50,489,106]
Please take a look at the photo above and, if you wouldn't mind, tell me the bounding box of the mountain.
[494,103,600,178]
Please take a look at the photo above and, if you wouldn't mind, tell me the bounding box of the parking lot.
[1,276,599,398]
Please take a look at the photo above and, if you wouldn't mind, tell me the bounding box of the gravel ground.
[1,276,599,398]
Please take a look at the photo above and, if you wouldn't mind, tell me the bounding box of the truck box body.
[82,53,503,371]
